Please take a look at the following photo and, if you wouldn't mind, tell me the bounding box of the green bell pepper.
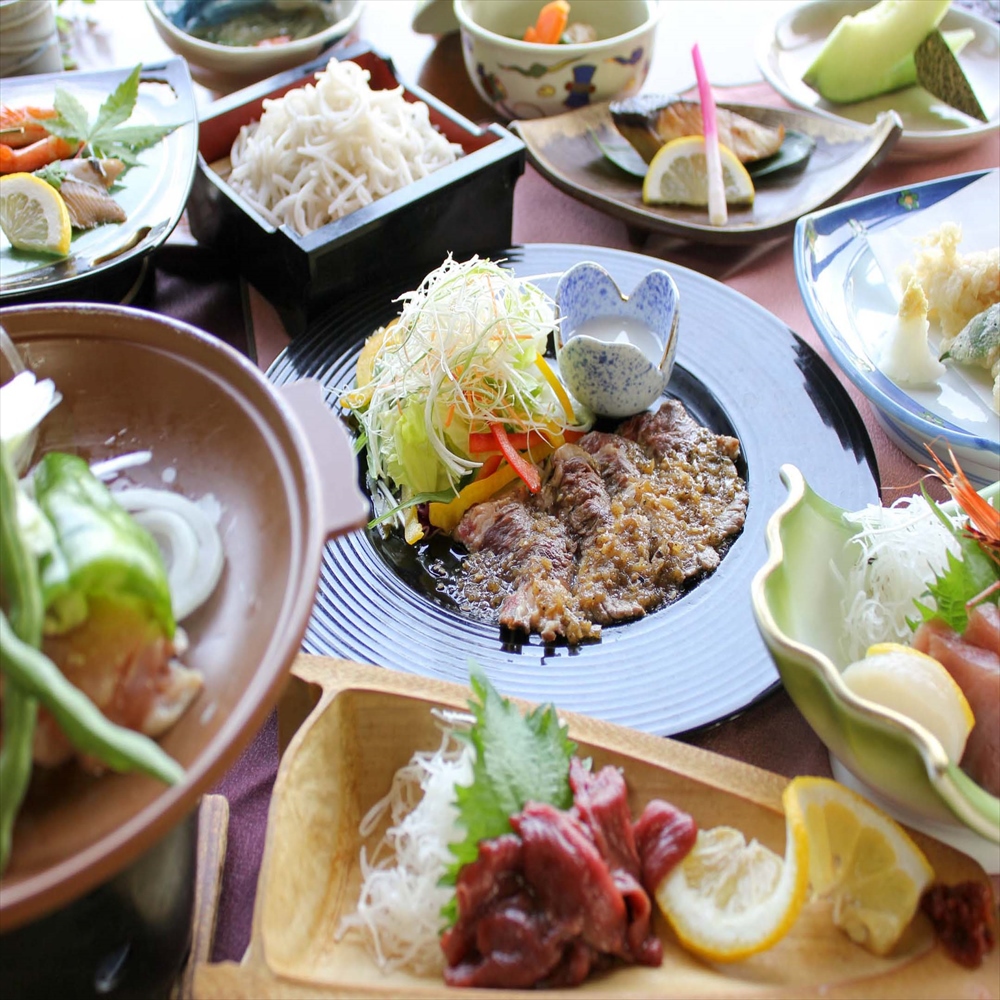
[32,452,174,637]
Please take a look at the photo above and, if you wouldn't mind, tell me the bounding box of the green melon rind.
[882,27,974,95]
[914,29,988,121]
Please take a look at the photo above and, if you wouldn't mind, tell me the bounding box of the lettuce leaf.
[385,400,452,496]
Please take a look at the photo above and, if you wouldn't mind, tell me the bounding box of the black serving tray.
[187,43,526,336]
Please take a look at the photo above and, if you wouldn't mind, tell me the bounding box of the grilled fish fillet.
[60,158,128,230]
[610,95,785,164]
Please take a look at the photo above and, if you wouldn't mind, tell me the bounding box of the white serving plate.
[757,0,1000,158]
[795,168,1000,485]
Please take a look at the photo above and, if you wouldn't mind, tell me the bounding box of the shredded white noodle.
[228,58,462,236]
[838,493,962,663]
[336,729,473,974]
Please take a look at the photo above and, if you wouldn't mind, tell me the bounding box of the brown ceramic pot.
[0,302,368,993]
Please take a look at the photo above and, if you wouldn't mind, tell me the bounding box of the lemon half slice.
[0,172,72,256]
[842,642,974,763]
[643,136,755,208]
[655,821,809,962]
[784,776,935,956]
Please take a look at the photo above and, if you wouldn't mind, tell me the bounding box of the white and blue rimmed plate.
[794,169,1000,486]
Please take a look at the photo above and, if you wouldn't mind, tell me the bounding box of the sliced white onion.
[90,450,153,480]
[0,370,62,474]
[114,487,224,622]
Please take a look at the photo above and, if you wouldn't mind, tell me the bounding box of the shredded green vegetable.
[342,256,592,521]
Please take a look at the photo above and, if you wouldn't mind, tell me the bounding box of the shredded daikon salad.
[341,255,591,525]
[838,492,964,663]
[336,729,472,974]
[228,58,462,236]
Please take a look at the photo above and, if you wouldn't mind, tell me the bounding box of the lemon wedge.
[0,172,72,256]
[842,642,974,763]
[642,136,755,208]
[654,822,809,962]
[784,776,934,956]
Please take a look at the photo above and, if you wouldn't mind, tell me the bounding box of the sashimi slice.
[914,615,1000,796]
[964,602,1000,653]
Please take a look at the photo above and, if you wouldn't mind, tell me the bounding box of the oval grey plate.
[512,101,902,245]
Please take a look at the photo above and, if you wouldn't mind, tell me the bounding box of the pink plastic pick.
[692,43,727,226]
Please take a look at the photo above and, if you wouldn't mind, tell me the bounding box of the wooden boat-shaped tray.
[192,657,999,998]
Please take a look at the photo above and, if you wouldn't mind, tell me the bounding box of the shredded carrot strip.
[524,0,569,44]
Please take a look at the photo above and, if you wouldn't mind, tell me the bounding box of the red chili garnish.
[920,881,997,969]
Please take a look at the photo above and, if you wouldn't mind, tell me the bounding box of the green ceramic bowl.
[751,464,999,844]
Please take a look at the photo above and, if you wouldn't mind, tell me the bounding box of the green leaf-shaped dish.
[751,464,999,844]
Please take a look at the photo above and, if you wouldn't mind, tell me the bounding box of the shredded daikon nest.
[336,729,473,974]
[839,492,962,663]
[228,58,461,236]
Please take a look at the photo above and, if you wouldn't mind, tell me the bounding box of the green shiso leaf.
[908,486,1000,634]
[440,664,576,927]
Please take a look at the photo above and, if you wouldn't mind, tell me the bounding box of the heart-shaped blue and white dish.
[555,261,679,418]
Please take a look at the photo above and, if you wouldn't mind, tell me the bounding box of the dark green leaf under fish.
[589,128,648,178]
[589,128,816,182]
[743,130,816,179]
[914,29,988,122]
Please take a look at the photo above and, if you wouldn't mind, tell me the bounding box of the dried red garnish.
[920,881,997,968]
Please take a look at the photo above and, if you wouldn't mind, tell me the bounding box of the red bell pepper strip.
[468,428,584,453]
[491,423,541,493]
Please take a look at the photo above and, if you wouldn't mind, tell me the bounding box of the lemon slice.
[784,776,934,956]
[643,136,755,208]
[0,172,72,256]
[655,822,809,962]
[842,642,974,763]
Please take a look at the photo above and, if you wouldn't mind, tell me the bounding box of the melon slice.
[803,0,950,104]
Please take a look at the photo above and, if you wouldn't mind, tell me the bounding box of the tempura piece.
[897,223,1000,343]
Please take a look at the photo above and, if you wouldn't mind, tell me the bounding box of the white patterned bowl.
[454,0,661,120]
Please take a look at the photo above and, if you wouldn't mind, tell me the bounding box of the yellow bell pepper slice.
[428,442,556,533]
[535,354,576,424]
